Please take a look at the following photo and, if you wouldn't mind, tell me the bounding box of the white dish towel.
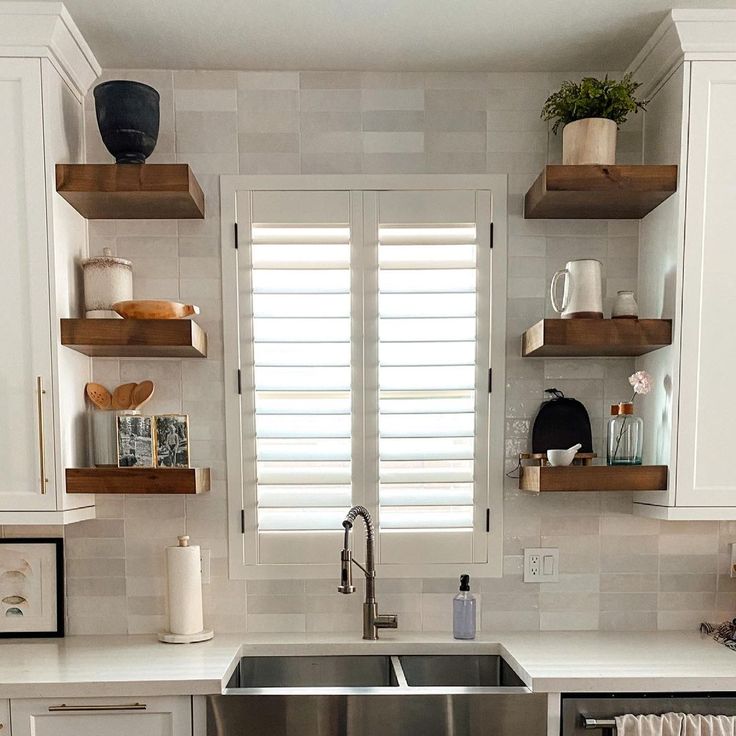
[615,714,736,736]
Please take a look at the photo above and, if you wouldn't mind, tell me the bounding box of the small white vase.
[612,290,639,319]
[562,118,617,165]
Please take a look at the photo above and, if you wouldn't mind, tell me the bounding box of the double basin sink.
[208,654,547,736]
[225,653,528,693]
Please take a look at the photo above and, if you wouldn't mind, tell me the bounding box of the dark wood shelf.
[66,467,210,494]
[520,465,668,493]
[524,165,677,219]
[56,164,205,219]
[60,319,207,358]
[522,319,672,357]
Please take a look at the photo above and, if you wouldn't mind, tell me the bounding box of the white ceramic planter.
[562,118,617,165]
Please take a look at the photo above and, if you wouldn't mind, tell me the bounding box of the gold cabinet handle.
[48,703,147,712]
[37,375,48,494]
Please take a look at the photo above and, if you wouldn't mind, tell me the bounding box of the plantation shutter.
[242,190,356,564]
[366,190,492,565]
[237,186,492,570]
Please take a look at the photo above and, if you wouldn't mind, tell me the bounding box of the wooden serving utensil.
[112,382,137,410]
[85,382,112,410]
[130,380,155,410]
[112,300,201,320]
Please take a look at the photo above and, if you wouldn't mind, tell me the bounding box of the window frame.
[221,175,507,580]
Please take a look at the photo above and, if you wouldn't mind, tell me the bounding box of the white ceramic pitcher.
[550,259,603,319]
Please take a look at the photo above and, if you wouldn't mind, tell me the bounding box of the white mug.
[550,259,603,319]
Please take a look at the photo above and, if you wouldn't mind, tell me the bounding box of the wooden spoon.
[130,380,155,411]
[85,382,112,410]
[112,382,137,410]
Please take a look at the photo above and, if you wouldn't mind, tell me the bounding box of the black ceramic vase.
[94,80,160,164]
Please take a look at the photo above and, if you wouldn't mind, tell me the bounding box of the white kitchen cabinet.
[631,11,736,518]
[0,699,9,736]
[675,61,736,509]
[11,696,192,736]
[0,59,55,513]
[0,7,99,524]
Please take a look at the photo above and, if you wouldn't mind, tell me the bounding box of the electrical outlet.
[524,548,559,583]
[200,548,211,584]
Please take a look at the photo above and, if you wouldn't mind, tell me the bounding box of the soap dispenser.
[453,574,476,640]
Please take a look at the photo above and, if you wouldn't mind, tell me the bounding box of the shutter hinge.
[485,508,491,533]
[240,509,246,534]
[237,368,242,395]
[234,222,239,249]
[489,222,494,249]
[488,368,493,393]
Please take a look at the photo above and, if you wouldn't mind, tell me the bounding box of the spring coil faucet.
[338,506,398,640]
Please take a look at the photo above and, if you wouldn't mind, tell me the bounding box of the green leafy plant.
[541,73,647,134]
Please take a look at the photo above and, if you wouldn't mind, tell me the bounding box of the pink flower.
[629,370,652,395]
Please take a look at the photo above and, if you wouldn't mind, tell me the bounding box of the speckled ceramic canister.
[82,248,132,318]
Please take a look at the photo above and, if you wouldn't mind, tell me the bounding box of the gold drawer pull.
[36,376,48,494]
[48,703,147,712]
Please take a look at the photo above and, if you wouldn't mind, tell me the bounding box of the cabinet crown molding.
[0,2,100,94]
[628,9,736,97]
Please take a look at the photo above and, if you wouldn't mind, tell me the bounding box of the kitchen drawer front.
[11,695,191,736]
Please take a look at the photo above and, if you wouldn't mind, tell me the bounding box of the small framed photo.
[0,538,64,638]
[117,414,154,467]
[155,414,190,468]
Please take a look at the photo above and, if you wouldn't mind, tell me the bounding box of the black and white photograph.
[116,414,154,467]
[155,414,190,468]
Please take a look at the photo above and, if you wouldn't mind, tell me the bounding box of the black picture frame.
[0,537,64,638]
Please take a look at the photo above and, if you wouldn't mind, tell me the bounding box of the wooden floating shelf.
[66,467,210,495]
[56,164,205,219]
[60,319,207,358]
[524,165,677,219]
[522,319,672,357]
[520,465,668,493]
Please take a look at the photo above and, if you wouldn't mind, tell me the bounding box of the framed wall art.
[0,538,64,638]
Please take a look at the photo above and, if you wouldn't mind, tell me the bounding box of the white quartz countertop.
[1,631,735,698]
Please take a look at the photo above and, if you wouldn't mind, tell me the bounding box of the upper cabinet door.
[677,61,736,508]
[0,59,56,510]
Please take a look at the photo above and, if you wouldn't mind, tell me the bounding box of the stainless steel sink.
[399,654,525,688]
[209,653,547,736]
[231,655,397,688]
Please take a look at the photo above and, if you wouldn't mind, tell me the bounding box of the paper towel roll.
[166,536,204,635]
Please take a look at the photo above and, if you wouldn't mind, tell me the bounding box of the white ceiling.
[48,0,736,71]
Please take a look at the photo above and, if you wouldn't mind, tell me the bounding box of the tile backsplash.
[3,69,734,636]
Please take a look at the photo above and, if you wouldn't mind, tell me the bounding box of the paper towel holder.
[158,535,214,645]
[158,629,214,644]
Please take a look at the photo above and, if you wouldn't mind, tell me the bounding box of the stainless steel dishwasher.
[207,654,548,736]
[562,693,736,734]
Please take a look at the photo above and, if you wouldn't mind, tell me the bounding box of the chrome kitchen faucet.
[338,505,398,640]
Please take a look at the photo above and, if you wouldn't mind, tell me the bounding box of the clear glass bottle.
[607,402,643,465]
[453,574,476,640]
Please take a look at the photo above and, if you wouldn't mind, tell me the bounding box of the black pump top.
[459,574,470,592]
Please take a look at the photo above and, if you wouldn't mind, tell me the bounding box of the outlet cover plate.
[524,547,559,583]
